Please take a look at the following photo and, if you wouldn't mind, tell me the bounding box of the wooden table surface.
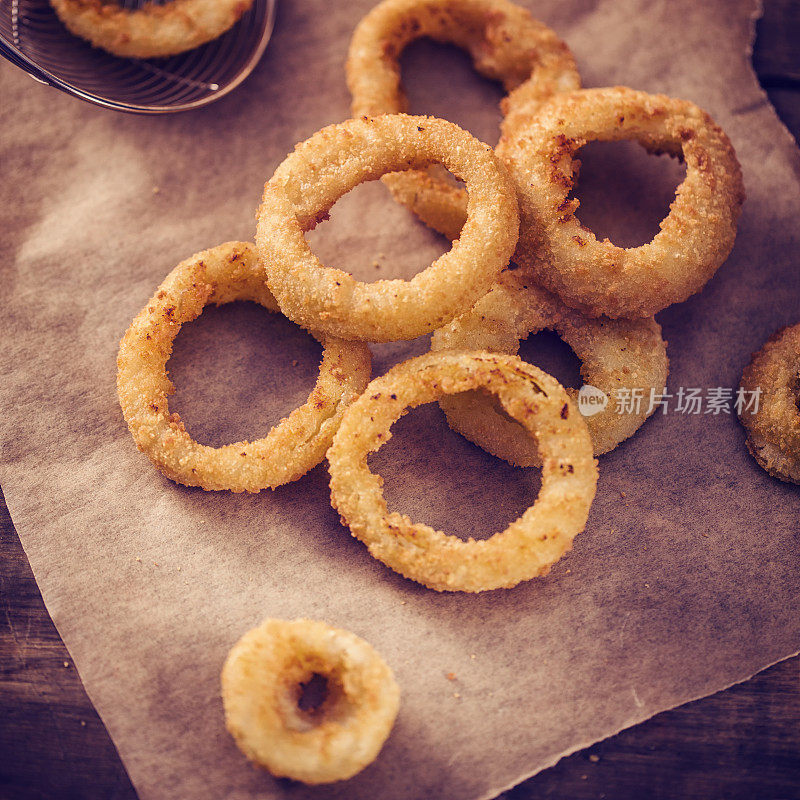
[2,2,799,798]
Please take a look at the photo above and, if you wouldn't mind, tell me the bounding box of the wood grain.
[2,1,799,797]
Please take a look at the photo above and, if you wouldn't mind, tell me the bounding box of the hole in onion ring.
[518,330,583,391]
[569,140,687,248]
[368,403,540,542]
[399,39,504,147]
[297,673,329,715]
[304,179,449,281]
[168,302,323,447]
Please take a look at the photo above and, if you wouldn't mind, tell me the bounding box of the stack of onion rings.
[50,0,254,59]
[222,618,400,784]
[738,323,800,484]
[328,351,598,593]
[431,270,669,463]
[346,0,580,241]
[499,86,745,319]
[256,114,519,342]
[116,242,371,493]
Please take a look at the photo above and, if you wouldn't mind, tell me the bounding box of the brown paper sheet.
[2,0,799,797]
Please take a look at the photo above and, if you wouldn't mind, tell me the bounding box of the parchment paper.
[2,0,799,798]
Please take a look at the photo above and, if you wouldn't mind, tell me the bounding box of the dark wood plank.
[2,1,800,797]
[0,489,137,800]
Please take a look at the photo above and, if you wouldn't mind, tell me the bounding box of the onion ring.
[116,241,371,493]
[221,618,400,784]
[327,351,598,592]
[49,0,253,59]
[500,86,745,319]
[256,114,519,342]
[431,270,669,463]
[738,323,800,484]
[346,0,580,241]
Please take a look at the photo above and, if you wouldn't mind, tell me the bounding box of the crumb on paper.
[152,187,160,195]
[446,672,456,681]
[453,692,461,699]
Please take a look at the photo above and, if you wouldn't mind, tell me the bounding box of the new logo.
[577,384,608,417]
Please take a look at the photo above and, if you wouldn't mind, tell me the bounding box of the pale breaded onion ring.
[116,242,371,493]
[256,115,519,343]
[431,270,669,464]
[738,323,800,484]
[328,351,598,592]
[221,618,400,784]
[347,0,580,241]
[500,87,745,319]
[49,0,253,59]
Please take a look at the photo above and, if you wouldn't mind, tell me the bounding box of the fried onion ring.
[500,87,745,319]
[116,242,371,492]
[49,0,254,59]
[328,351,598,592]
[256,114,519,342]
[221,618,400,784]
[347,0,580,241]
[738,323,800,484]
[431,270,669,463]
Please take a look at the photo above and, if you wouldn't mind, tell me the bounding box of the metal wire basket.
[0,0,277,113]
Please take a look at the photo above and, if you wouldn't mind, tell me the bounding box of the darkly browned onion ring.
[50,0,254,59]
[431,270,669,462]
[256,114,519,343]
[346,0,580,240]
[328,351,598,592]
[116,242,371,492]
[499,86,745,319]
[739,323,800,484]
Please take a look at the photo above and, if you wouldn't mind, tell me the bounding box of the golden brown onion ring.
[431,270,669,463]
[222,618,400,784]
[256,115,519,343]
[116,242,371,492]
[500,87,745,319]
[328,351,598,592]
[49,0,253,59]
[346,0,580,240]
[738,323,800,484]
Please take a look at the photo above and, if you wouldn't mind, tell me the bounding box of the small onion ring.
[431,270,669,463]
[500,86,745,319]
[328,351,598,592]
[256,114,519,342]
[738,323,800,484]
[49,0,254,59]
[221,618,400,784]
[346,0,580,241]
[116,242,371,493]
